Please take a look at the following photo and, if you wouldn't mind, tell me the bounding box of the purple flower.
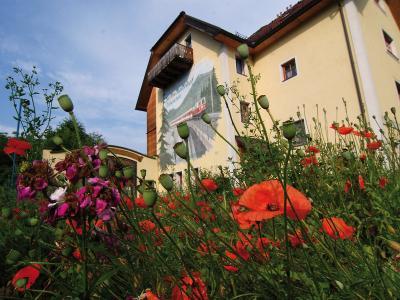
[34,178,48,190]
[17,186,36,200]
[66,164,78,181]
[80,196,92,208]
[56,203,69,217]
[88,177,109,187]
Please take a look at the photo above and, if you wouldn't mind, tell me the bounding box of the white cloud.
[0,123,16,136]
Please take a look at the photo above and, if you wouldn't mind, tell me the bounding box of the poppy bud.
[123,166,135,179]
[99,149,108,160]
[62,247,72,256]
[177,122,190,139]
[52,136,63,146]
[159,174,173,191]
[140,169,147,179]
[99,165,108,178]
[282,120,297,140]
[6,249,21,264]
[387,225,396,234]
[296,149,305,157]
[115,170,122,178]
[391,107,396,115]
[387,240,400,252]
[58,95,74,113]
[55,228,63,240]
[257,95,269,109]
[174,142,188,159]
[1,207,11,219]
[342,150,353,161]
[143,189,157,207]
[201,113,211,124]
[237,44,249,60]
[14,229,23,236]
[216,85,226,96]
[26,217,39,226]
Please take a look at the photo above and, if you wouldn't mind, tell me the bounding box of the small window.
[383,31,398,58]
[280,119,308,147]
[240,101,250,123]
[396,81,400,102]
[176,171,183,186]
[236,57,246,75]
[185,34,192,48]
[282,58,297,81]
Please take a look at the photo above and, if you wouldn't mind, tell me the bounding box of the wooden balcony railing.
[147,43,193,88]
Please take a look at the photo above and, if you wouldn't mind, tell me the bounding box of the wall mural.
[159,58,222,170]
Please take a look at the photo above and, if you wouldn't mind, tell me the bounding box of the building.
[135,0,400,183]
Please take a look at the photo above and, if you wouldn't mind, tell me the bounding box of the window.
[185,34,192,48]
[383,31,398,58]
[176,171,183,186]
[396,81,400,102]
[281,58,297,81]
[236,57,246,75]
[240,101,250,123]
[280,119,308,147]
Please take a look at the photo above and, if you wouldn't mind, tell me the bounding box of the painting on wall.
[158,58,222,170]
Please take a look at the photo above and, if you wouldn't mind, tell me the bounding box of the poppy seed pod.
[58,95,74,113]
[140,169,147,179]
[257,95,269,110]
[159,174,174,191]
[1,207,11,219]
[201,113,211,125]
[177,122,190,140]
[123,166,135,179]
[174,142,188,159]
[391,107,396,115]
[342,150,353,161]
[237,44,249,60]
[143,189,157,207]
[26,217,39,227]
[99,165,109,178]
[6,249,21,264]
[52,136,63,146]
[216,85,226,96]
[99,149,108,160]
[282,120,297,140]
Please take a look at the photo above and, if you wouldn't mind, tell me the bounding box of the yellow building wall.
[252,3,362,137]
[356,0,400,114]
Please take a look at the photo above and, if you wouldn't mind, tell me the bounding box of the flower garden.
[1,44,400,299]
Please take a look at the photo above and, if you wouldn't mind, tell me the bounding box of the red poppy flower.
[336,126,354,135]
[359,153,367,161]
[134,196,147,208]
[171,272,208,300]
[358,175,365,190]
[145,289,159,300]
[344,179,352,193]
[223,265,239,272]
[237,180,312,223]
[139,220,156,233]
[3,138,32,156]
[12,264,41,292]
[73,248,82,260]
[306,146,320,154]
[321,217,355,240]
[353,130,362,137]
[123,196,133,210]
[232,187,245,196]
[366,141,382,150]
[201,179,218,192]
[289,228,307,248]
[301,155,318,167]
[362,131,375,139]
[379,177,389,189]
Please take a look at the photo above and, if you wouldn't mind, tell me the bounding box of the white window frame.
[280,57,299,82]
[383,30,399,59]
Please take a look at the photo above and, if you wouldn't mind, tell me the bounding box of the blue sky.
[0,0,298,152]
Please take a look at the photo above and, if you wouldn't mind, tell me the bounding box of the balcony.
[148,43,193,88]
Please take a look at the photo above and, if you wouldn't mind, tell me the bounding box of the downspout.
[337,0,367,125]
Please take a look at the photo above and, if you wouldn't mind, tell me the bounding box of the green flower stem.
[222,94,241,137]
[283,139,293,297]
[209,124,240,155]
[246,63,269,143]
[184,139,197,209]
[69,111,82,148]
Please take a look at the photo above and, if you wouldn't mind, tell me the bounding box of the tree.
[44,118,105,151]
[5,66,63,159]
